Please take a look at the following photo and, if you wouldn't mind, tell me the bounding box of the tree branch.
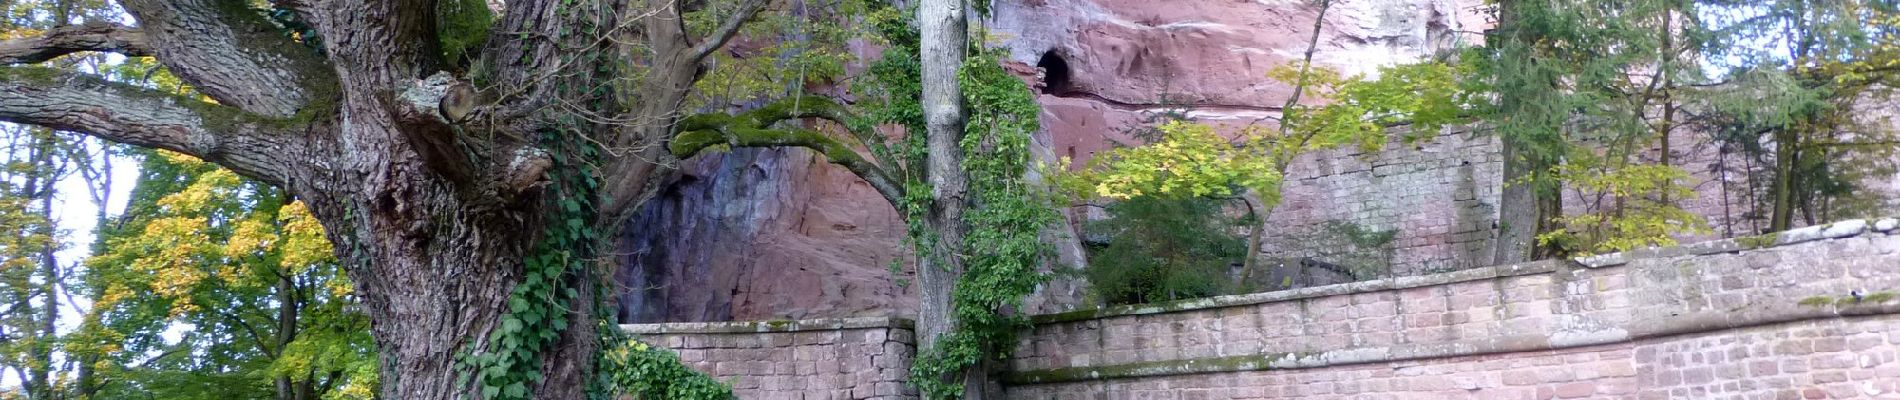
[689,0,770,63]
[0,67,300,186]
[0,22,151,65]
[121,0,332,118]
[722,95,905,173]
[213,308,280,358]
[672,105,905,207]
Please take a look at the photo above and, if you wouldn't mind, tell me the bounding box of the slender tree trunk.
[1657,9,1675,181]
[22,135,56,400]
[1770,129,1797,232]
[273,268,301,400]
[1235,193,1267,291]
[918,0,978,397]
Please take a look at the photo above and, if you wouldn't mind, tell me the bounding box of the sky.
[0,140,138,390]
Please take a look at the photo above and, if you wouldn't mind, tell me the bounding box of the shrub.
[1084,196,1247,305]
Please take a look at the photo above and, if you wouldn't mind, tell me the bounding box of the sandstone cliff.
[615,0,1479,323]
[615,0,1900,323]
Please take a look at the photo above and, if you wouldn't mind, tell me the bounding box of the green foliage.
[597,332,734,400]
[1052,121,1279,200]
[849,4,935,292]
[437,0,494,65]
[79,151,376,399]
[1538,158,1709,255]
[1266,61,1466,152]
[687,0,869,108]
[1866,292,1899,304]
[0,126,66,400]
[1327,221,1397,249]
[459,126,604,400]
[1468,0,1693,184]
[1695,1,1900,229]
[1465,0,1724,253]
[1056,61,1465,209]
[1798,295,1836,307]
[904,28,1056,400]
[1084,196,1246,305]
[1798,292,1899,307]
[452,8,600,397]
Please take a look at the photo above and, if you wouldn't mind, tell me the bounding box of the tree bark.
[1494,141,1539,264]
[918,0,977,398]
[0,0,764,398]
[1234,193,1268,291]
[1487,0,1562,264]
[1770,129,1798,232]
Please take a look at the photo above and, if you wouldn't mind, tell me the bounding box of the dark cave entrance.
[1038,50,1073,95]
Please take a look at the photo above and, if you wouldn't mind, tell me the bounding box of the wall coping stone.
[619,316,915,335]
[1031,217,1896,324]
[1032,260,1571,324]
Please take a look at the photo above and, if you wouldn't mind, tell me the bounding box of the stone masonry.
[630,217,1900,399]
[621,317,918,400]
[1005,217,1900,399]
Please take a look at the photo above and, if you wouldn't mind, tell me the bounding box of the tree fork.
[0,0,770,398]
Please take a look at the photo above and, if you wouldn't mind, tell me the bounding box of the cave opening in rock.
[1038,50,1072,95]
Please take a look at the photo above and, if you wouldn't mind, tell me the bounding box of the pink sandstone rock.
[617,0,1475,323]
[613,0,1899,323]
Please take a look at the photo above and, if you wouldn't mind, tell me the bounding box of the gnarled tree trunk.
[0,0,764,398]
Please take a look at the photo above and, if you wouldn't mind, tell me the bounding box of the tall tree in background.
[0,0,778,397]
[0,126,68,400]
[0,2,125,397]
[1699,0,1899,232]
[1476,0,1718,258]
[1483,0,1568,263]
[72,150,374,400]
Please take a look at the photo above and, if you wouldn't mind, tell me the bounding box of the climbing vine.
[663,3,1052,397]
[906,35,1056,400]
[456,124,601,400]
[595,329,736,400]
[447,0,742,398]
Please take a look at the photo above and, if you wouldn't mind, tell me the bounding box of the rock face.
[616,0,1479,323]
[620,0,1900,322]
[615,148,916,322]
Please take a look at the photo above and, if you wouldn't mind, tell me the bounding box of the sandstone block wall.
[630,218,1900,399]
[621,317,918,400]
[1005,217,1900,399]
[1258,128,1503,279]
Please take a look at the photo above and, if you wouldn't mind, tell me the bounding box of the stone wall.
[631,218,1900,399]
[621,317,918,400]
[1247,120,1884,283]
[1004,217,1900,399]
[1256,128,1502,280]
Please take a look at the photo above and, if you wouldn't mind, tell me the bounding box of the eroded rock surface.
[617,0,1480,322]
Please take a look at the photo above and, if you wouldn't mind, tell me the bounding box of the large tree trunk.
[1493,139,1540,264]
[1487,0,1561,264]
[0,0,765,398]
[918,0,980,398]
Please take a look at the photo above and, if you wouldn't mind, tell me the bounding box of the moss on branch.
[670,96,903,205]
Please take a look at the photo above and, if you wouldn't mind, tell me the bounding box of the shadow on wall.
[1243,220,1398,291]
